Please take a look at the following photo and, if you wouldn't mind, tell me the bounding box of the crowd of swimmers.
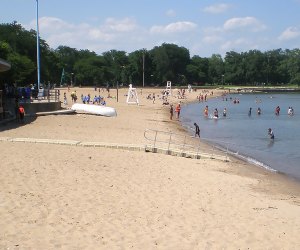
[202,105,295,118]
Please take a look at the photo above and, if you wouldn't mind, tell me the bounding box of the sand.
[0,87,300,249]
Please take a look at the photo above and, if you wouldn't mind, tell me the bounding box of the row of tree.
[1,22,300,87]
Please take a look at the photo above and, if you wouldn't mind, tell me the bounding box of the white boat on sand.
[71,103,117,117]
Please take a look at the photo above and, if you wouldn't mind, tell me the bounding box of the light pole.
[36,0,41,90]
[71,73,74,87]
[142,49,145,88]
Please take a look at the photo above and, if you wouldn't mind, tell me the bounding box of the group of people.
[169,103,181,120]
[169,102,201,138]
[202,106,227,118]
[247,106,295,116]
[81,94,106,106]
[63,91,107,106]
[197,94,208,102]
[248,107,264,116]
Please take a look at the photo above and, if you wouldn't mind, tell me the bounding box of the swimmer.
[275,106,280,116]
[223,108,227,117]
[248,107,252,116]
[288,107,294,116]
[213,108,219,118]
[257,107,261,115]
[268,128,274,140]
[204,105,209,117]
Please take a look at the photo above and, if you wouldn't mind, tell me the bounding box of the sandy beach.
[1,87,300,249]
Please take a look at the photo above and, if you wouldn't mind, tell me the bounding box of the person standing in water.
[223,108,227,117]
[213,108,219,118]
[257,107,261,115]
[204,105,209,117]
[268,128,275,140]
[194,123,200,138]
[275,106,280,116]
[248,107,252,116]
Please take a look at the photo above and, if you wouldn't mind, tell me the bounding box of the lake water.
[180,92,300,181]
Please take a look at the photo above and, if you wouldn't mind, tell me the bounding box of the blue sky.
[1,0,300,57]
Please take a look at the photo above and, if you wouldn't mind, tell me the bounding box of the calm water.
[181,92,300,181]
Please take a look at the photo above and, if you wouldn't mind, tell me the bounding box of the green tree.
[208,54,224,84]
[150,43,190,85]
[186,56,209,85]
[7,53,35,84]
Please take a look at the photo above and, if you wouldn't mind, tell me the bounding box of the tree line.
[1,22,300,88]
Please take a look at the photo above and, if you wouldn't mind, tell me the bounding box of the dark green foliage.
[1,22,300,87]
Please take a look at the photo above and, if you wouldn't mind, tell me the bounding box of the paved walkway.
[0,136,229,162]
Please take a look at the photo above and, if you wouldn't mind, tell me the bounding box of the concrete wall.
[22,101,61,115]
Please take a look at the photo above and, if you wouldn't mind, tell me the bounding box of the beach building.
[0,58,11,121]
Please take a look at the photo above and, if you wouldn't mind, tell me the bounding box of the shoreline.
[167,89,300,197]
[1,86,300,249]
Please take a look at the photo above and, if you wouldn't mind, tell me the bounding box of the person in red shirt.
[18,105,25,123]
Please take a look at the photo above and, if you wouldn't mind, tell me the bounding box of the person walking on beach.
[268,128,275,140]
[169,104,174,120]
[63,92,68,105]
[194,123,200,138]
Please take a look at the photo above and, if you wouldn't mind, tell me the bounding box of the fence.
[17,88,60,103]
[36,89,60,102]
[144,129,229,161]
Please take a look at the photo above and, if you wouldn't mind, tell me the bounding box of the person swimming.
[257,107,261,115]
[268,128,274,140]
[213,108,219,118]
[288,107,294,116]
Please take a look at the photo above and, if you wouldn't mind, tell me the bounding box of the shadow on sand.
[0,116,37,132]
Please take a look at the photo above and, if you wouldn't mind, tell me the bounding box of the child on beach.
[18,105,25,123]
[63,92,67,105]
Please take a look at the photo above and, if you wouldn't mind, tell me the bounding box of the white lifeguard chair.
[164,81,172,97]
[126,84,139,105]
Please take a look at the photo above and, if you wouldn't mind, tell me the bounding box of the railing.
[36,89,60,102]
[144,129,229,161]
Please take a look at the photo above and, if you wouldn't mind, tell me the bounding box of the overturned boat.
[71,103,117,117]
